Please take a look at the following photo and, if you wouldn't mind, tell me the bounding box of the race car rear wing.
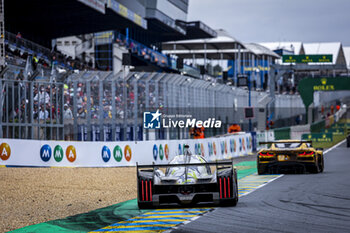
[136,161,234,185]
[136,161,233,169]
[259,140,312,145]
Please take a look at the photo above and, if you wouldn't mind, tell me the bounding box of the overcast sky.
[187,0,350,46]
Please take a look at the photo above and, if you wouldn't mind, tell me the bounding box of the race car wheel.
[231,172,239,206]
[309,161,320,174]
[319,155,324,173]
[232,181,239,206]
[257,164,267,175]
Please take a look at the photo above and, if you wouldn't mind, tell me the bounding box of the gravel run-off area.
[0,167,137,232]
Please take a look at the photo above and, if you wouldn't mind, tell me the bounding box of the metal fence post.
[73,81,78,141]
[86,80,91,141]
[133,76,138,141]
[99,79,104,141]
[0,80,2,138]
[123,67,127,141]
[111,79,116,141]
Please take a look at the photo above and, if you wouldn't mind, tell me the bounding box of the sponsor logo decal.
[178,144,182,155]
[159,144,164,160]
[144,110,161,129]
[153,144,158,160]
[230,139,234,153]
[164,144,169,160]
[40,144,52,162]
[220,141,225,155]
[54,145,64,162]
[66,145,77,163]
[0,143,11,161]
[113,145,123,162]
[144,109,222,129]
[201,143,205,157]
[208,142,213,156]
[102,146,111,162]
[124,145,132,162]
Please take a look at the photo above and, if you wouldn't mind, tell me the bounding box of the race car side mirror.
[316,148,323,151]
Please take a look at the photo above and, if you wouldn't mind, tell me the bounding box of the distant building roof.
[244,43,280,58]
[259,42,304,55]
[163,29,242,47]
[162,29,279,60]
[303,42,346,65]
[343,46,350,69]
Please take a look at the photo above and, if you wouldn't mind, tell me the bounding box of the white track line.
[239,174,284,197]
[324,139,346,154]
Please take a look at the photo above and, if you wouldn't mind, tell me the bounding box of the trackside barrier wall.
[290,124,310,140]
[256,130,275,150]
[273,127,291,140]
[0,133,252,167]
[310,120,325,133]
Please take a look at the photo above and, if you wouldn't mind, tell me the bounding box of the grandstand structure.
[162,29,280,89]
[1,0,349,142]
[0,0,4,67]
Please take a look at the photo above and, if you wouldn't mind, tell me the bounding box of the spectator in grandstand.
[77,106,86,119]
[77,94,83,108]
[63,104,73,120]
[16,70,24,81]
[33,105,39,120]
[336,104,340,112]
[228,124,241,133]
[103,105,111,119]
[38,104,49,120]
[34,85,50,104]
[295,115,301,125]
[16,32,22,39]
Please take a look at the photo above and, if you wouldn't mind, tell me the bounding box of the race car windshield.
[275,143,302,148]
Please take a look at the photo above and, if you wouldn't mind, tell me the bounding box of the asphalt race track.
[172,141,350,233]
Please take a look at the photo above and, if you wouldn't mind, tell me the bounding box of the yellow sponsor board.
[313,85,335,91]
[119,4,128,17]
[134,13,142,26]
[243,66,270,72]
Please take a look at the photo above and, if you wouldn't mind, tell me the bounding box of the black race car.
[136,147,238,209]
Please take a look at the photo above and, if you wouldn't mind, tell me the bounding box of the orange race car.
[257,140,324,174]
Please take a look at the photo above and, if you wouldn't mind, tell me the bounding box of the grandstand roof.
[302,42,346,65]
[244,43,280,58]
[5,0,216,49]
[259,42,304,55]
[342,46,350,69]
[162,29,244,50]
[162,29,255,60]
[162,30,279,60]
